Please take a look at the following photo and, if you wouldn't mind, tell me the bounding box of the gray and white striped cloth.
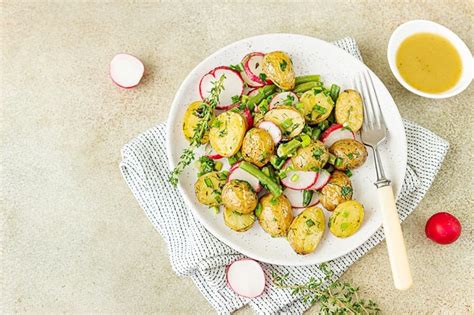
[120,38,449,314]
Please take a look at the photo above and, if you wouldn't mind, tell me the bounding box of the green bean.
[312,128,321,141]
[270,155,286,170]
[293,81,323,93]
[295,75,321,85]
[330,84,341,102]
[239,161,282,197]
[247,85,277,109]
[303,190,314,207]
[277,139,302,157]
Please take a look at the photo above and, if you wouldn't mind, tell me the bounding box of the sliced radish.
[199,66,244,109]
[269,92,299,109]
[320,124,355,147]
[257,121,282,144]
[284,189,320,208]
[244,52,272,85]
[280,161,318,190]
[247,88,260,97]
[228,162,262,192]
[242,108,253,129]
[226,259,265,298]
[240,55,264,88]
[109,53,144,88]
[308,169,331,190]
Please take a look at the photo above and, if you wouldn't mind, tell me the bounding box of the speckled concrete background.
[1,1,473,314]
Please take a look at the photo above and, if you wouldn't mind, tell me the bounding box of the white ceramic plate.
[166,34,407,266]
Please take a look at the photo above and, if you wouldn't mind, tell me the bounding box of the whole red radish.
[425,212,462,245]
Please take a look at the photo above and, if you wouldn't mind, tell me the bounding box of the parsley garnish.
[305,219,315,227]
[279,60,288,71]
[231,95,241,104]
[229,63,242,72]
[259,73,267,82]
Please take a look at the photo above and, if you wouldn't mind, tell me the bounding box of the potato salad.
[180,51,369,255]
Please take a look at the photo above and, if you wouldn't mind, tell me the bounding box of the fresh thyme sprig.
[272,263,380,315]
[169,75,226,186]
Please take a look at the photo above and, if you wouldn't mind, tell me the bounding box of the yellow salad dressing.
[396,33,462,93]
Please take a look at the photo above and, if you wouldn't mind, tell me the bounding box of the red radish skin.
[110,53,144,88]
[425,212,462,245]
[308,169,331,190]
[242,108,254,129]
[240,55,264,88]
[228,162,262,192]
[269,92,299,109]
[199,66,244,109]
[207,153,223,160]
[257,121,282,144]
[283,189,320,208]
[226,259,266,298]
[320,124,355,147]
[244,52,272,85]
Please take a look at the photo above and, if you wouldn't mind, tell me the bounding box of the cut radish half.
[242,108,254,129]
[308,169,331,190]
[320,124,355,147]
[284,189,320,208]
[199,66,244,109]
[257,121,282,144]
[244,52,272,85]
[240,55,264,88]
[247,88,260,97]
[228,162,262,192]
[269,92,299,109]
[110,53,144,88]
[226,259,265,298]
[280,161,318,190]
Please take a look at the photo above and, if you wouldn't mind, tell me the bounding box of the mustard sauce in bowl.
[396,33,462,94]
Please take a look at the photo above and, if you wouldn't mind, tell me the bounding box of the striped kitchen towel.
[120,37,449,314]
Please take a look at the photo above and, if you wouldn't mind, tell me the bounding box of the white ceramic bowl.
[388,20,472,99]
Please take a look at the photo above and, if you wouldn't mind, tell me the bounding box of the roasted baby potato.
[299,90,334,124]
[264,106,304,140]
[223,207,255,232]
[221,180,258,214]
[335,89,364,132]
[209,111,247,157]
[329,200,364,238]
[291,140,329,172]
[241,128,275,167]
[329,139,368,170]
[183,101,213,143]
[287,206,326,255]
[257,194,293,237]
[320,171,352,211]
[262,51,296,90]
[194,171,226,206]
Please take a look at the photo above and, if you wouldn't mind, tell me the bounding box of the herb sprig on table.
[272,263,380,315]
[169,75,226,186]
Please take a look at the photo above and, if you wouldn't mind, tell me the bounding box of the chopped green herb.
[300,134,311,147]
[313,104,327,115]
[197,156,215,176]
[335,157,343,167]
[347,153,354,160]
[313,148,324,159]
[345,169,353,177]
[229,63,242,72]
[255,203,262,217]
[259,73,267,82]
[214,161,223,171]
[290,173,299,182]
[231,95,241,104]
[281,118,293,130]
[341,186,353,197]
[306,219,315,227]
[204,177,213,188]
[270,198,278,205]
[279,60,288,71]
[295,102,304,111]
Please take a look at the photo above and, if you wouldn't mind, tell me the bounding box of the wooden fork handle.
[377,184,413,290]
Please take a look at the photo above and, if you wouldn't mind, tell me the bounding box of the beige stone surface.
[1,1,473,314]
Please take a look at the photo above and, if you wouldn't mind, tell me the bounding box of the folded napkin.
[120,38,449,314]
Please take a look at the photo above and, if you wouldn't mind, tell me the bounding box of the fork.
[355,70,413,291]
